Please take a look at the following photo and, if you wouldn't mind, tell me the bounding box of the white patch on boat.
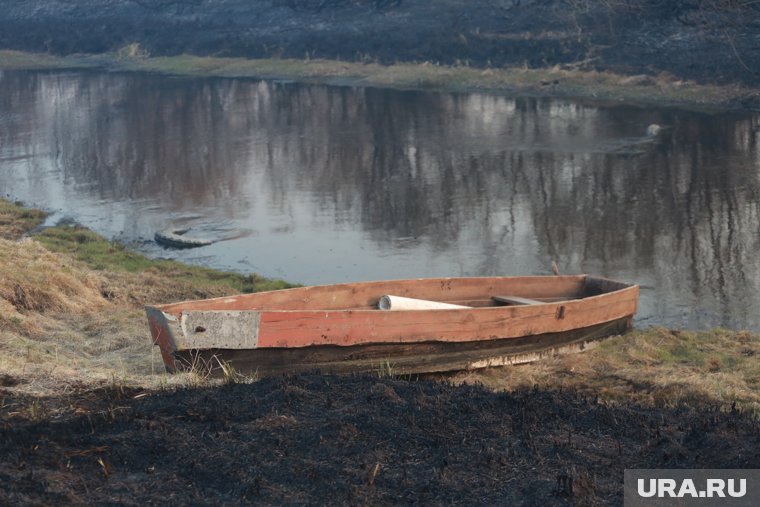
[180,311,261,349]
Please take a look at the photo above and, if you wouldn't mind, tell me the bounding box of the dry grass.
[0,199,46,240]
[0,199,289,395]
[0,235,154,392]
[1,50,757,111]
[118,55,757,110]
[451,327,760,415]
[0,49,71,70]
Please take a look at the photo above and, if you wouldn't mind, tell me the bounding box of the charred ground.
[0,0,758,85]
[2,373,759,505]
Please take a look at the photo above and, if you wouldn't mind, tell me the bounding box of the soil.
[2,373,759,505]
[0,0,758,85]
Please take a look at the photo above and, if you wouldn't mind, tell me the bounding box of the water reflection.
[1,70,758,330]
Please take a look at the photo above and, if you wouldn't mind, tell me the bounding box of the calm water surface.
[1,70,759,330]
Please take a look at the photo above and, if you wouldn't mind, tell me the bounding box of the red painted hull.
[145,275,638,375]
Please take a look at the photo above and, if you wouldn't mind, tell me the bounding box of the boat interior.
[153,275,635,314]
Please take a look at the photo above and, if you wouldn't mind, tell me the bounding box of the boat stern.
[145,306,181,372]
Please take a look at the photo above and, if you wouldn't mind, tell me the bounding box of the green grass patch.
[0,199,46,239]
[36,223,294,294]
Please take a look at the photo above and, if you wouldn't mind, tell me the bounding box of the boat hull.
[171,317,632,376]
[146,275,638,376]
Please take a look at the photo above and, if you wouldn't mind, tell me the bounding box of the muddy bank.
[0,0,758,86]
[1,374,759,505]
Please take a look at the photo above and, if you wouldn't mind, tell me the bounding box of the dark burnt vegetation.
[0,0,757,84]
[560,0,760,78]
[581,0,760,39]
[629,0,760,27]
[274,0,403,12]
[1,374,760,504]
[127,0,204,13]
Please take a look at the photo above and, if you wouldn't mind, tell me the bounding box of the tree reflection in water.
[0,70,758,329]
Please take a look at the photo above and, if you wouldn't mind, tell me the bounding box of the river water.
[1,70,758,330]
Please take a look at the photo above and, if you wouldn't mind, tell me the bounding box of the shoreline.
[0,197,758,413]
[1,49,758,112]
[0,197,294,393]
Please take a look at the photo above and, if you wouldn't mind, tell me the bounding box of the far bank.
[1,49,758,112]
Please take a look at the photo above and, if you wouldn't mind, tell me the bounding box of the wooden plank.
[146,306,181,371]
[154,276,590,314]
[147,284,637,355]
[172,317,632,376]
[179,311,260,349]
[492,295,545,305]
[146,277,639,375]
[253,286,638,348]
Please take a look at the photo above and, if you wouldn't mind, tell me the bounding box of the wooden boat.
[145,275,638,376]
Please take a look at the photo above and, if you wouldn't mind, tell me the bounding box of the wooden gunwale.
[154,275,592,314]
[254,289,636,348]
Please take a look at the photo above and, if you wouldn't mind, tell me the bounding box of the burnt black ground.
[0,0,758,85]
[1,374,759,505]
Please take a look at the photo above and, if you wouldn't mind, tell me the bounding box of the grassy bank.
[450,327,760,416]
[0,198,292,394]
[1,198,758,415]
[1,49,758,111]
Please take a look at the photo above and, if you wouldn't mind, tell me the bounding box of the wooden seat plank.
[492,295,546,306]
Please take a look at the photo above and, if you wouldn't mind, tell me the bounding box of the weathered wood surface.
[146,275,639,374]
[492,295,545,305]
[253,291,636,348]
[149,285,636,350]
[156,276,589,313]
[174,317,632,376]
